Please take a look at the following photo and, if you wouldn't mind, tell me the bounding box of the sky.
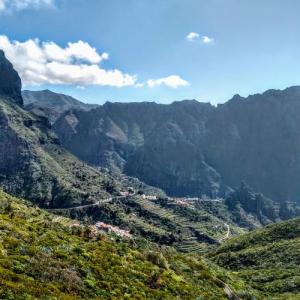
[0,0,300,105]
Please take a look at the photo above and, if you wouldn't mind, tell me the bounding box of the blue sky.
[0,0,300,104]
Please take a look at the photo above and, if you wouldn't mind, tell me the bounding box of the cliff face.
[0,50,23,106]
[53,100,231,198]
[52,88,300,203]
[0,50,121,208]
[204,88,300,203]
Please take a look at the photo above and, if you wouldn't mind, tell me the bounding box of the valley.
[0,48,299,299]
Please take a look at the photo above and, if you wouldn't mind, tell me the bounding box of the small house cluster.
[142,194,157,200]
[95,221,132,238]
[119,191,135,197]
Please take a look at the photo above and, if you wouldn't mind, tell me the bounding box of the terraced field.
[52,195,243,253]
[124,197,242,252]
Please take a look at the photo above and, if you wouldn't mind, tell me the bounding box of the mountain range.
[25,85,300,205]
[1,49,300,299]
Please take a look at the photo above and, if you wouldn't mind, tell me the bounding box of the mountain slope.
[0,50,123,209]
[204,88,300,204]
[0,98,122,208]
[0,51,256,249]
[0,190,258,299]
[51,87,300,204]
[53,100,231,198]
[0,50,23,106]
[211,217,300,299]
[23,89,98,123]
[2,86,249,249]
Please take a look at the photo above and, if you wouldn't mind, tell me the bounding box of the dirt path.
[219,223,231,242]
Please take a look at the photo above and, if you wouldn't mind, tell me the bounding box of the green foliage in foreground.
[211,217,300,300]
[0,191,257,300]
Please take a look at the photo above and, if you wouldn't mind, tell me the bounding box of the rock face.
[0,50,23,106]
[0,52,122,208]
[54,100,231,198]
[23,89,98,123]
[52,87,300,204]
[0,97,123,208]
[204,87,300,203]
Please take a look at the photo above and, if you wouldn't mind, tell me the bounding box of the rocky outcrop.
[225,182,279,228]
[0,50,23,106]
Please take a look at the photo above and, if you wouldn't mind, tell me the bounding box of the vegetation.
[0,190,258,299]
[1,52,299,299]
[0,98,123,208]
[53,195,245,252]
[211,217,300,299]
[224,182,300,229]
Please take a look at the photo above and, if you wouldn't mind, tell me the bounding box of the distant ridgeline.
[25,85,300,205]
[0,48,299,229]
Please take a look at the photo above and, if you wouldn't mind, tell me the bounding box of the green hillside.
[0,98,124,208]
[0,190,258,299]
[211,217,300,299]
[52,195,245,253]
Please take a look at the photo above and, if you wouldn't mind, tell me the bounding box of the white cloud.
[147,75,189,89]
[186,32,215,44]
[0,0,53,12]
[186,32,200,42]
[0,1,6,11]
[202,35,214,44]
[0,35,137,87]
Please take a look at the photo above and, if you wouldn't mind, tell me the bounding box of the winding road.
[46,196,126,212]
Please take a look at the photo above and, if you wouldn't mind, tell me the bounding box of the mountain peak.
[0,50,23,106]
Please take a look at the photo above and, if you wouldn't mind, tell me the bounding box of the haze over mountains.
[25,85,300,205]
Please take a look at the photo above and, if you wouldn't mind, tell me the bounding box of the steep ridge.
[0,50,23,106]
[52,87,300,204]
[0,51,121,208]
[23,89,98,123]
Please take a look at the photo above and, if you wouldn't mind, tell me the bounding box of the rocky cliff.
[53,100,232,198]
[0,50,23,106]
[52,87,300,204]
[0,50,121,208]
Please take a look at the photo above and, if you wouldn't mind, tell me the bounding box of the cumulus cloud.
[147,75,189,89]
[0,0,53,12]
[186,32,200,42]
[0,35,137,87]
[186,32,214,44]
[202,35,214,44]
